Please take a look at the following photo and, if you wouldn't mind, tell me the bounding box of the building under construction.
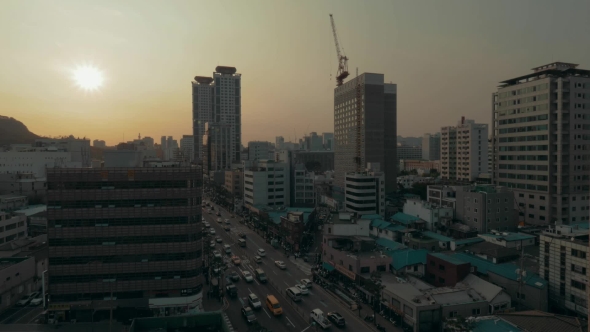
[46,165,203,322]
[333,73,398,195]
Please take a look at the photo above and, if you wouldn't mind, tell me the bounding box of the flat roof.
[480,232,535,242]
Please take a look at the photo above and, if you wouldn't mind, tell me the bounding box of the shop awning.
[322,262,335,272]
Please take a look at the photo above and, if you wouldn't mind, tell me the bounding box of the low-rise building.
[403,198,453,231]
[397,175,434,189]
[426,253,471,287]
[280,211,305,251]
[344,163,385,217]
[478,231,536,248]
[0,257,37,313]
[399,160,441,173]
[455,185,518,233]
[0,173,47,203]
[540,224,588,317]
[427,185,459,210]
[223,169,243,198]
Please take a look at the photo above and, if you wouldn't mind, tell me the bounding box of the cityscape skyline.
[2,0,589,145]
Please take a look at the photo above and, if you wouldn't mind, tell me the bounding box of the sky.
[1,0,589,146]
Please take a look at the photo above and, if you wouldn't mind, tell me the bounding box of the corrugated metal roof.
[391,212,421,225]
[454,237,485,246]
[423,231,452,242]
[451,253,547,289]
[430,252,468,266]
[375,238,406,251]
[390,249,428,270]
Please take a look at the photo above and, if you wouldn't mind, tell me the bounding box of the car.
[242,271,254,282]
[231,255,241,265]
[224,225,231,231]
[217,218,222,223]
[29,298,43,306]
[238,232,246,239]
[16,292,38,306]
[248,293,262,309]
[208,210,213,214]
[224,219,231,224]
[327,312,346,327]
[201,217,206,222]
[216,212,221,216]
[209,229,216,235]
[254,256,262,263]
[300,279,313,288]
[295,284,309,295]
[215,237,223,243]
[275,261,286,269]
[226,284,237,298]
[223,244,232,254]
[257,248,266,257]
[241,306,256,323]
[229,271,240,282]
[212,250,222,259]
[209,241,215,248]
[203,222,210,228]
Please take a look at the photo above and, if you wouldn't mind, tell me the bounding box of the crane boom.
[329,14,349,86]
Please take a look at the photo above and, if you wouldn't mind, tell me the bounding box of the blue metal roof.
[453,238,485,246]
[473,318,522,332]
[360,214,382,221]
[423,231,452,242]
[481,232,535,242]
[375,238,406,251]
[429,252,469,266]
[451,253,547,289]
[391,212,421,225]
[390,249,428,270]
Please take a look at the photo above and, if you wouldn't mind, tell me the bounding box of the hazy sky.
[1,0,589,145]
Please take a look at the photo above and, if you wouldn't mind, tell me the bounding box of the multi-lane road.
[202,200,388,332]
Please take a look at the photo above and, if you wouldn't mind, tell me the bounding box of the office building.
[422,133,441,161]
[0,194,29,245]
[397,144,422,163]
[293,163,315,207]
[224,169,243,199]
[160,136,167,149]
[202,123,232,174]
[92,140,106,148]
[0,146,76,177]
[247,141,270,162]
[243,159,289,208]
[192,66,241,164]
[455,185,518,233]
[179,135,194,162]
[35,136,91,167]
[441,117,488,182]
[492,62,590,225]
[334,73,397,194]
[46,166,204,320]
[309,132,323,151]
[292,151,334,173]
[344,163,385,217]
[540,224,588,316]
[275,136,285,150]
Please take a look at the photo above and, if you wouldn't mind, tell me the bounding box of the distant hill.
[398,136,422,146]
[0,115,41,146]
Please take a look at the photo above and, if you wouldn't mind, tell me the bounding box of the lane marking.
[284,281,290,287]
[319,300,328,308]
[262,308,271,318]
[286,316,296,328]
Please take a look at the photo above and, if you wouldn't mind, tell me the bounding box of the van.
[266,295,283,316]
[255,269,267,284]
[286,287,302,302]
[238,239,246,247]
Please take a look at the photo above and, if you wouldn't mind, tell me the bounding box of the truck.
[310,308,332,329]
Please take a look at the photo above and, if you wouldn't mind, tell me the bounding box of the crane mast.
[329,14,349,86]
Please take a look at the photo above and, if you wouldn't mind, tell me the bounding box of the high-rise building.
[275,136,285,150]
[422,133,441,161]
[92,139,106,148]
[192,67,241,164]
[441,117,488,182]
[334,73,397,194]
[179,135,194,162]
[46,165,204,319]
[203,123,231,174]
[492,62,590,225]
[247,141,270,162]
[309,132,323,151]
[160,136,167,149]
[397,144,422,163]
[322,133,334,151]
[142,136,154,149]
[344,163,385,217]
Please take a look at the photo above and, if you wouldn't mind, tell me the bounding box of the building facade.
[203,123,232,174]
[322,132,334,150]
[334,73,397,194]
[247,141,270,161]
[344,163,385,217]
[455,185,518,233]
[441,117,489,182]
[397,144,422,163]
[46,167,204,320]
[179,135,194,162]
[35,137,91,168]
[293,164,315,207]
[243,160,290,208]
[422,133,441,161]
[224,169,243,198]
[400,160,441,173]
[492,62,590,225]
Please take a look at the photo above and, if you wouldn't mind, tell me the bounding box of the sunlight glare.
[72,65,104,91]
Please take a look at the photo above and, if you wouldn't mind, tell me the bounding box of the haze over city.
[2,0,589,144]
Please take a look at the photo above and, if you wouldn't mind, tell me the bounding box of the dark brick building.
[426,252,471,287]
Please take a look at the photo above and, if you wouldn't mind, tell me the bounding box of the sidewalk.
[287,256,313,275]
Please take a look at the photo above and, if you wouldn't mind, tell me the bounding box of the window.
[439,265,445,271]
[438,277,445,283]
[472,308,481,315]
[571,280,586,291]
[449,311,458,318]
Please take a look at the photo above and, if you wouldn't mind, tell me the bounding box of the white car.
[257,248,266,257]
[29,298,43,306]
[242,271,254,282]
[209,229,216,235]
[224,219,231,225]
[300,279,313,288]
[210,241,215,248]
[275,261,286,269]
[217,218,222,223]
[203,222,210,228]
[248,293,262,309]
[212,251,222,259]
[295,284,309,295]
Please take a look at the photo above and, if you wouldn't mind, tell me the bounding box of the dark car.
[238,232,246,239]
[229,271,240,282]
[327,312,346,327]
[226,284,237,298]
[241,306,256,323]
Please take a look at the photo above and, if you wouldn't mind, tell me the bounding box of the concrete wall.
[0,258,37,313]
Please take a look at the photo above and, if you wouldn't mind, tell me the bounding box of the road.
[203,199,384,332]
[0,305,43,325]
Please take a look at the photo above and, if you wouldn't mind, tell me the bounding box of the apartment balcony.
[49,276,202,295]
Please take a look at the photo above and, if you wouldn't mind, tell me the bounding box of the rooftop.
[14,204,47,217]
[390,249,428,271]
[375,238,406,251]
[479,232,535,242]
[450,253,547,289]
[0,257,30,271]
[497,310,587,332]
[422,231,453,242]
[267,207,315,225]
[453,237,485,246]
[430,252,469,266]
[391,212,422,225]
[473,317,522,332]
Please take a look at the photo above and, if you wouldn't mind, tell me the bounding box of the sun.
[72,65,104,91]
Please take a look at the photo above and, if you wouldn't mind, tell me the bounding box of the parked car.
[295,284,309,295]
[16,292,38,306]
[257,249,266,257]
[300,279,313,288]
[275,261,286,269]
[226,284,237,298]
[212,251,222,259]
[29,298,43,306]
[209,241,216,248]
[209,229,216,235]
[217,218,222,223]
[327,312,346,327]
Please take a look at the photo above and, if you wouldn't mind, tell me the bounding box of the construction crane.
[329,14,349,86]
